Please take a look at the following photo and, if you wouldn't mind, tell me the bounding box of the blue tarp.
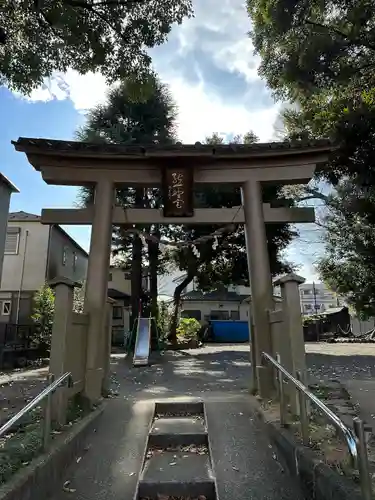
[210,320,250,343]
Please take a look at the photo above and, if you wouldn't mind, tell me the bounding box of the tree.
[77,73,178,325]
[248,0,375,315]
[247,0,375,100]
[31,283,55,349]
[0,0,193,94]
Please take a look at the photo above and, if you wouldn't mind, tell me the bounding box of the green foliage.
[248,0,375,316]
[31,283,55,349]
[247,0,375,100]
[73,281,86,313]
[0,423,43,484]
[176,317,200,342]
[157,301,172,338]
[0,0,193,94]
[317,181,375,319]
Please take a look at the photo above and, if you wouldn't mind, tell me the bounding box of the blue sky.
[0,0,322,289]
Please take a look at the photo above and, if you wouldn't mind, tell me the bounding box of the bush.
[176,318,201,343]
[157,301,172,339]
[31,283,55,349]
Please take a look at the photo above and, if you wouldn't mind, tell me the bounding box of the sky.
[0,0,322,294]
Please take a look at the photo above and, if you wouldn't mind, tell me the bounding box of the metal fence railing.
[0,372,72,451]
[262,352,372,500]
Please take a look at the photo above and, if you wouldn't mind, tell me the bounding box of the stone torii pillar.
[84,179,114,404]
[242,180,274,397]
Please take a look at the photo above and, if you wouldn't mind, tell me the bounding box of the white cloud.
[13,0,281,142]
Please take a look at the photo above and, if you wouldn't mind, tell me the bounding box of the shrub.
[31,283,55,349]
[176,317,201,343]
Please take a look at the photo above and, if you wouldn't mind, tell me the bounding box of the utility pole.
[313,282,320,342]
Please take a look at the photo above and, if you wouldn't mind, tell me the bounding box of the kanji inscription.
[162,166,194,217]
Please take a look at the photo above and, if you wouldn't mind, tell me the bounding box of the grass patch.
[0,395,90,485]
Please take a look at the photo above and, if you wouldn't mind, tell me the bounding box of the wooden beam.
[41,205,315,225]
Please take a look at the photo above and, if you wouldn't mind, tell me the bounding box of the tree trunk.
[130,189,144,329]
[131,234,143,329]
[148,228,159,321]
[169,272,195,343]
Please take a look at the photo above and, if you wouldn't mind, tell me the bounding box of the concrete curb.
[255,408,363,500]
[0,402,106,500]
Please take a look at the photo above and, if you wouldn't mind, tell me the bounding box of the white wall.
[0,182,12,286]
[1,221,50,291]
[108,268,132,295]
[181,300,249,323]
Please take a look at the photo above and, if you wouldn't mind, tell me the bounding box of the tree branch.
[305,19,375,52]
[62,0,131,43]
[63,0,141,7]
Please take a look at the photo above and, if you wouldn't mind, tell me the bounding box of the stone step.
[138,450,216,499]
[155,401,204,417]
[149,416,208,447]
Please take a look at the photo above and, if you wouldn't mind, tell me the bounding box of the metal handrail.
[262,352,372,500]
[0,372,72,449]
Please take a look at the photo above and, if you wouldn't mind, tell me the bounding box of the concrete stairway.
[137,402,216,499]
[135,400,305,500]
[49,398,305,500]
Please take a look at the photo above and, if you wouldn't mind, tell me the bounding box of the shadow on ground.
[111,344,375,402]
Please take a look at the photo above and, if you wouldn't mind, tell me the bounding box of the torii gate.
[12,138,332,402]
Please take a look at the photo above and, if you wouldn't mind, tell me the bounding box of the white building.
[299,282,339,315]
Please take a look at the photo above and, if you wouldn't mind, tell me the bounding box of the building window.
[124,271,131,280]
[62,246,68,266]
[112,306,123,320]
[210,310,230,320]
[109,272,113,281]
[73,252,78,271]
[4,229,20,254]
[1,301,11,316]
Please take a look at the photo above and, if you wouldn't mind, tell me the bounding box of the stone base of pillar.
[256,365,275,399]
[52,388,68,427]
[84,367,104,405]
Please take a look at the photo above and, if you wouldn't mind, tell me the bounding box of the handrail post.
[276,353,286,427]
[353,418,372,500]
[43,373,54,451]
[296,371,309,445]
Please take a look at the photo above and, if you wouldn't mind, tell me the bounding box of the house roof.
[181,289,250,302]
[181,289,282,303]
[0,172,19,193]
[12,138,334,162]
[8,211,89,257]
